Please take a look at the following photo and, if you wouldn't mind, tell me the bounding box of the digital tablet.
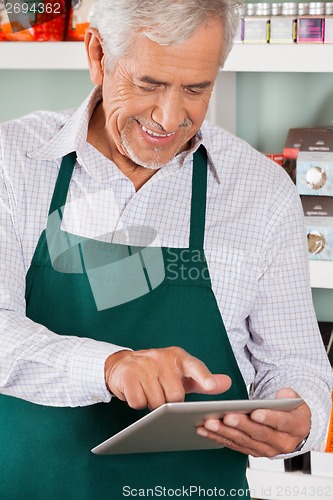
[91,398,303,455]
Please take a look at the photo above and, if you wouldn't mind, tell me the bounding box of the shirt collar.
[28,86,221,184]
[28,86,102,162]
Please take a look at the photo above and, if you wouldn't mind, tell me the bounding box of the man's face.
[99,20,224,169]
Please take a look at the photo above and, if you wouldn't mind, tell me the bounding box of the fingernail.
[197,428,208,438]
[205,420,219,432]
[224,415,238,427]
[251,410,265,423]
[204,378,216,391]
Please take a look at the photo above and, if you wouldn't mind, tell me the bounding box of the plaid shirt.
[0,87,331,455]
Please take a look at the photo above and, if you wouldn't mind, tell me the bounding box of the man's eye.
[139,86,157,92]
[185,88,203,95]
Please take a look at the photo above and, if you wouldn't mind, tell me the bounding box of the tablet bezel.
[91,398,303,455]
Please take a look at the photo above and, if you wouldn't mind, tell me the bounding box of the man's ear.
[85,27,105,85]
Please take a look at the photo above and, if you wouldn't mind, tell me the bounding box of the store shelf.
[247,468,333,500]
[310,261,333,289]
[0,42,87,70]
[1,42,333,71]
[224,43,333,73]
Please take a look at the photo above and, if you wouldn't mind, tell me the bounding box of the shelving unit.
[0,41,87,69]
[1,42,333,72]
[247,468,333,500]
[1,41,332,290]
[309,261,333,289]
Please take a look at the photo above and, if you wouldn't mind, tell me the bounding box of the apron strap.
[189,145,208,249]
[48,151,77,217]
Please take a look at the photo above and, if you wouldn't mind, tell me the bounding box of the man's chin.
[125,146,181,171]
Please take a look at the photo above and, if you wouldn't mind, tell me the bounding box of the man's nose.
[151,90,188,133]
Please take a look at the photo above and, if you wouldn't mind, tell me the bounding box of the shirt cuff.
[270,392,322,459]
[69,338,131,407]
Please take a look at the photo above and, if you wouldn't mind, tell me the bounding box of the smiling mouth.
[141,124,177,138]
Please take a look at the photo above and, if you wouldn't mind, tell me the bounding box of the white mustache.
[134,117,192,133]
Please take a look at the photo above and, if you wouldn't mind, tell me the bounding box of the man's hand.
[196,388,311,457]
[105,347,231,410]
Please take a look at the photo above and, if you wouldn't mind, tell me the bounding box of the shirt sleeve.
[247,177,333,456]
[0,161,127,408]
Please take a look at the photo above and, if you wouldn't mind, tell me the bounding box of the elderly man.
[0,0,331,498]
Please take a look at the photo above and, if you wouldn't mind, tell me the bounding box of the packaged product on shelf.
[1,0,68,41]
[233,4,245,43]
[283,126,333,158]
[297,155,333,195]
[292,127,333,196]
[302,196,333,261]
[66,0,93,41]
[297,156,333,196]
[282,128,310,182]
[265,153,284,166]
[265,152,297,183]
[0,0,6,40]
[243,2,270,43]
[324,2,333,43]
[270,2,297,43]
[297,2,325,43]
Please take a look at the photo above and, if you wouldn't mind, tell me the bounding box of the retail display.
[66,0,92,41]
[0,0,6,40]
[266,128,333,261]
[297,2,325,43]
[239,2,333,44]
[2,1,333,43]
[243,2,270,43]
[270,2,297,43]
[0,0,92,41]
[0,0,67,41]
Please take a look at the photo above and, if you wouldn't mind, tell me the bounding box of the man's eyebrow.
[138,76,212,88]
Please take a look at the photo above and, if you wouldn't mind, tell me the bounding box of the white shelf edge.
[247,468,333,500]
[1,41,333,71]
[224,43,333,72]
[310,261,333,289]
[0,42,87,70]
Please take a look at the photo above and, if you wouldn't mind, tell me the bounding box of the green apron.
[0,146,249,499]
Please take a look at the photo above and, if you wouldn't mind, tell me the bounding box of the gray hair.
[89,0,243,71]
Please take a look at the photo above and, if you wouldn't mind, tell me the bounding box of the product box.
[270,17,296,44]
[284,127,333,159]
[283,127,333,184]
[297,17,324,43]
[301,196,333,261]
[295,128,333,196]
[233,18,244,43]
[243,17,269,43]
[297,153,333,196]
[66,0,93,41]
[324,17,333,43]
[265,153,284,166]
